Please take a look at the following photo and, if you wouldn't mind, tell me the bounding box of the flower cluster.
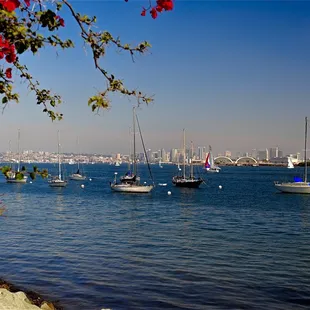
[0,35,17,64]
[127,0,174,19]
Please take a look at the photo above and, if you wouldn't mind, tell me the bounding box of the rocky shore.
[0,279,62,310]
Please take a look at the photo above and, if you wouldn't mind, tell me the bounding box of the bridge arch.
[214,156,234,164]
[235,156,258,164]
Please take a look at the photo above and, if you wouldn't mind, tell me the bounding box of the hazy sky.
[1,0,310,156]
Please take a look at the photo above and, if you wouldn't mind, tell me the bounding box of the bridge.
[214,156,258,166]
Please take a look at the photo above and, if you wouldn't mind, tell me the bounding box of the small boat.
[110,107,154,193]
[172,129,203,188]
[158,183,167,186]
[287,156,294,169]
[6,129,28,184]
[159,160,163,168]
[275,117,310,194]
[204,145,221,173]
[49,131,67,187]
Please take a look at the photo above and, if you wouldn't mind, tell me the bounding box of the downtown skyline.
[0,1,309,156]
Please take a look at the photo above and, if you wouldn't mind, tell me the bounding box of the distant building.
[225,150,232,158]
[257,149,269,161]
[269,147,279,158]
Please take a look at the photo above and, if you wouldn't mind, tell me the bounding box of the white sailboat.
[275,117,310,194]
[6,129,28,183]
[49,131,67,187]
[172,129,204,188]
[204,145,221,173]
[110,107,154,193]
[70,137,86,181]
[287,156,294,169]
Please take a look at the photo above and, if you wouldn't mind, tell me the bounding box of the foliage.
[0,0,174,120]
[29,171,36,179]
[21,165,26,171]
[0,165,11,177]
[15,171,24,180]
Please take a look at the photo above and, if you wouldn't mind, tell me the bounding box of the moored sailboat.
[172,129,203,188]
[6,129,28,184]
[69,137,86,181]
[110,107,154,193]
[275,117,310,194]
[49,131,67,187]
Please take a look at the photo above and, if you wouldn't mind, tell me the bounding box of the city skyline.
[1,1,310,155]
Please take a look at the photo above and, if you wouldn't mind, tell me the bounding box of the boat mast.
[77,136,80,171]
[128,126,131,172]
[190,141,194,177]
[17,129,21,172]
[304,116,308,183]
[58,130,61,180]
[183,128,186,178]
[133,107,136,176]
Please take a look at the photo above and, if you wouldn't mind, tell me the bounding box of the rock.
[41,301,55,310]
[0,288,41,309]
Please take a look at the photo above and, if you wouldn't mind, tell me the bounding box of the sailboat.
[110,107,154,193]
[172,129,203,188]
[287,156,294,169]
[159,159,163,168]
[69,137,86,181]
[204,145,221,173]
[49,131,67,187]
[275,117,310,194]
[6,129,28,183]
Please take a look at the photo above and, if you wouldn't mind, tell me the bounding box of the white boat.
[6,129,28,184]
[49,131,67,187]
[115,161,121,167]
[172,129,204,188]
[69,137,86,181]
[110,107,154,193]
[275,117,310,194]
[204,145,221,173]
[287,156,294,169]
[159,160,163,168]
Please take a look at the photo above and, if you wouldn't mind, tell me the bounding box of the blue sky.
[1,0,310,156]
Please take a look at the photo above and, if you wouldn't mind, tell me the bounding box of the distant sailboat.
[49,131,67,187]
[6,129,28,183]
[287,157,294,169]
[204,145,221,173]
[70,137,86,181]
[275,117,310,194]
[159,159,163,168]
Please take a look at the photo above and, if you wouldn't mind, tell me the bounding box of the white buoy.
[219,185,222,189]
[89,178,92,181]
[168,191,171,195]
[29,181,32,184]
[81,184,85,189]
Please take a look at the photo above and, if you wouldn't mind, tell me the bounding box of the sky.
[1,0,310,156]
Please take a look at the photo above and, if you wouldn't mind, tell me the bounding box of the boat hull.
[49,180,68,187]
[69,174,86,181]
[6,177,28,184]
[110,183,153,193]
[205,168,220,173]
[172,177,203,188]
[275,182,310,194]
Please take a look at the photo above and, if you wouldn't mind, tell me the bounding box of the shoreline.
[0,278,63,310]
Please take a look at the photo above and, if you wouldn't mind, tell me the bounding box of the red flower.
[24,0,30,7]
[5,68,12,79]
[150,7,158,19]
[141,9,146,16]
[157,0,174,11]
[0,0,21,12]
[56,15,65,27]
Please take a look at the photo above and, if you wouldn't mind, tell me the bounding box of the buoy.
[81,184,85,188]
[168,191,171,195]
[29,181,32,184]
[219,185,222,189]
[89,178,92,181]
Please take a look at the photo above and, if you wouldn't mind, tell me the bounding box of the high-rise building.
[257,149,269,161]
[269,147,279,158]
[170,149,178,163]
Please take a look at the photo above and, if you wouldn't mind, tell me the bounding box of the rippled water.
[0,164,310,310]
